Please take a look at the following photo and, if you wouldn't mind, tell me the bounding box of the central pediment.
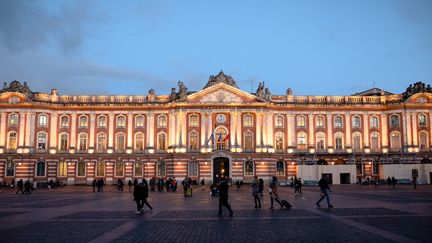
[186,83,262,104]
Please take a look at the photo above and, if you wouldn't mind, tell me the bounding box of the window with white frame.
[370,116,379,128]
[189,114,199,127]
[135,132,145,151]
[316,116,324,128]
[77,161,86,177]
[37,132,47,150]
[59,133,69,151]
[244,160,254,175]
[158,115,167,128]
[276,160,285,175]
[316,132,325,149]
[334,115,343,128]
[38,114,48,127]
[188,160,199,177]
[60,116,69,128]
[135,115,144,127]
[419,131,429,151]
[157,133,167,151]
[97,133,107,151]
[390,115,400,127]
[296,115,306,127]
[78,133,88,151]
[275,132,284,151]
[134,162,143,177]
[9,113,18,126]
[370,133,379,151]
[6,161,15,176]
[243,131,254,151]
[275,115,284,128]
[98,116,107,128]
[243,114,253,127]
[352,133,362,150]
[157,160,166,177]
[58,161,67,177]
[96,162,105,177]
[79,116,88,128]
[116,115,126,128]
[335,133,343,150]
[188,131,199,150]
[115,162,124,177]
[352,116,361,128]
[7,132,17,150]
[390,132,401,150]
[297,132,307,150]
[36,161,46,177]
[115,133,126,151]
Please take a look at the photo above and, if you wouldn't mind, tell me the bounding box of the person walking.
[200,178,205,190]
[252,175,261,208]
[141,179,153,212]
[92,179,97,192]
[133,180,144,214]
[391,176,397,189]
[258,178,264,197]
[316,175,333,208]
[218,176,233,216]
[269,176,282,209]
[128,180,132,192]
[16,179,24,194]
[412,176,417,190]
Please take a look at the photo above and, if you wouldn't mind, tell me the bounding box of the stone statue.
[147,89,155,101]
[264,87,271,100]
[169,87,177,101]
[286,88,293,96]
[178,81,187,100]
[256,82,264,98]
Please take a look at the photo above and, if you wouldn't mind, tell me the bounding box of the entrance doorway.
[340,173,350,184]
[213,157,229,182]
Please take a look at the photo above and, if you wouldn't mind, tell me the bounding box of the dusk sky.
[0,0,431,96]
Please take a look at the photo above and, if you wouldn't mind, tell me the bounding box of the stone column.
[287,114,293,147]
[169,111,176,147]
[255,112,262,150]
[25,112,36,149]
[236,112,242,148]
[381,114,388,148]
[345,113,351,148]
[108,113,114,149]
[147,113,155,148]
[403,112,412,148]
[412,113,418,147]
[200,112,207,146]
[308,114,314,148]
[326,114,333,148]
[18,113,26,148]
[89,113,96,150]
[50,112,59,150]
[0,112,7,147]
[363,113,369,148]
[267,112,274,147]
[127,112,133,149]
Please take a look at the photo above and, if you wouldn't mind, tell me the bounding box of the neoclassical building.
[0,71,431,185]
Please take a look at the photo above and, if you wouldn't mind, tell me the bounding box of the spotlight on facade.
[368,161,372,165]
[49,149,56,154]
[200,148,207,153]
[23,148,30,154]
[291,161,295,165]
[287,148,294,154]
[0,148,3,154]
[328,148,334,154]
[309,148,315,154]
[88,148,94,154]
[331,162,335,165]
[364,148,371,154]
[407,147,414,153]
[69,149,75,154]
[126,149,132,154]
[148,148,155,154]
[346,148,352,153]
[179,147,186,153]
[382,148,388,153]
[18,162,22,166]
[107,148,113,154]
[17,148,23,154]
[413,147,419,153]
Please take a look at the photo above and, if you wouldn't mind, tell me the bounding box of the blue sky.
[0,0,431,96]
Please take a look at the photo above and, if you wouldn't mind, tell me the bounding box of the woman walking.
[252,175,261,208]
[269,176,282,209]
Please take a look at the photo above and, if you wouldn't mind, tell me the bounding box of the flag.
[217,133,223,141]
[223,132,230,142]
[207,132,214,144]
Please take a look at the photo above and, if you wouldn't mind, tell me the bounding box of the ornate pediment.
[199,89,243,103]
[1,81,33,97]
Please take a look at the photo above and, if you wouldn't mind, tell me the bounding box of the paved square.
[0,184,431,242]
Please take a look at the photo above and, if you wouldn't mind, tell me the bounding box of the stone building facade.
[0,72,431,185]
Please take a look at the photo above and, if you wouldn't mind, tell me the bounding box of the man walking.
[218,176,233,217]
[316,175,334,208]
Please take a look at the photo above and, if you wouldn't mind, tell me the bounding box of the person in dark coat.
[141,179,153,211]
[316,175,333,208]
[16,179,24,194]
[133,180,144,214]
[218,176,233,216]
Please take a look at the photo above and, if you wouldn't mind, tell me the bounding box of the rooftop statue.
[0,80,33,97]
[203,70,239,89]
[402,81,432,100]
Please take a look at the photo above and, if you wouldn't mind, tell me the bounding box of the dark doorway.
[321,173,333,184]
[340,173,350,184]
[213,157,230,183]
[430,172,432,184]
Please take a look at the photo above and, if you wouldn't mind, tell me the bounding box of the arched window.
[243,114,253,127]
[79,115,88,128]
[36,161,46,177]
[116,115,126,128]
[9,113,18,126]
[38,114,48,127]
[77,161,86,177]
[390,132,401,151]
[244,160,254,175]
[275,115,284,128]
[370,132,380,151]
[134,162,143,177]
[352,132,362,151]
[98,115,107,128]
[78,133,88,151]
[37,132,47,150]
[243,131,254,151]
[334,115,343,128]
[215,127,228,150]
[419,131,429,151]
[188,160,199,177]
[334,132,344,150]
[7,132,17,150]
[275,132,284,151]
[297,132,307,150]
[157,133,167,151]
[96,162,105,177]
[59,133,69,151]
[115,133,126,152]
[60,115,69,128]
[135,132,145,151]
[97,133,107,152]
[316,132,325,150]
[276,160,285,175]
[188,131,199,151]
[296,115,306,127]
[6,161,15,176]
[115,162,124,177]
[370,116,379,128]
[352,115,361,128]
[189,114,199,127]
[157,160,166,177]
[158,115,167,128]
[316,116,324,128]
[58,161,67,177]
[135,115,145,127]
[390,115,400,127]
[418,114,428,126]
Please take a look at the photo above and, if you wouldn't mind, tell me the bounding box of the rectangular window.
[188,161,199,177]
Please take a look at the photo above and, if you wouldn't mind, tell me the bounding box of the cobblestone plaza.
[0,184,431,242]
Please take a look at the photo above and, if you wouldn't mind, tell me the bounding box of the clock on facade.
[216,114,226,123]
